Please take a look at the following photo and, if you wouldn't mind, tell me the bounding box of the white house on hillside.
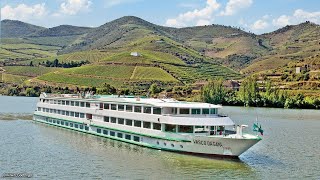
[130,52,141,57]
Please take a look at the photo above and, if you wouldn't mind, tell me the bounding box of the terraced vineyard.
[1,73,29,84]
[130,66,177,82]
[3,66,61,77]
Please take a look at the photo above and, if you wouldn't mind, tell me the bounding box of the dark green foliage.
[201,78,226,104]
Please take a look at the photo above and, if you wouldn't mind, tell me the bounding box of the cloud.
[251,19,269,30]
[1,3,47,21]
[272,9,320,27]
[59,0,92,15]
[165,0,220,27]
[104,0,142,8]
[196,19,211,26]
[220,0,253,16]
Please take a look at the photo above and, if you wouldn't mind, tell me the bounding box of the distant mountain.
[0,19,45,38]
[1,16,319,73]
[31,25,92,37]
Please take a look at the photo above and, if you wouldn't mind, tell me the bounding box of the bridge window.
[80,102,85,107]
[134,106,142,113]
[202,108,209,114]
[111,104,117,110]
[104,103,109,109]
[126,119,132,126]
[126,105,132,112]
[110,117,116,123]
[118,118,124,125]
[143,107,151,114]
[210,108,216,114]
[143,122,151,129]
[178,125,193,133]
[71,101,75,106]
[75,101,80,106]
[165,124,176,133]
[104,116,109,122]
[192,109,201,114]
[153,107,161,114]
[179,108,190,114]
[118,104,125,111]
[153,123,161,130]
[134,120,141,127]
[86,102,90,108]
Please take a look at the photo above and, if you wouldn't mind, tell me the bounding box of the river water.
[0,96,319,179]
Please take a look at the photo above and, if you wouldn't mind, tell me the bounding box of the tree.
[149,83,160,95]
[201,78,226,104]
[29,61,33,67]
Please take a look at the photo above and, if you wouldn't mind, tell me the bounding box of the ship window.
[85,126,89,131]
[118,105,125,111]
[61,121,64,125]
[71,101,75,106]
[66,101,70,105]
[210,108,217,114]
[179,108,190,114]
[79,125,83,129]
[143,121,151,129]
[143,107,151,114]
[62,101,66,105]
[70,112,75,117]
[65,122,69,126]
[192,109,201,114]
[202,108,209,114]
[75,112,79,118]
[171,144,174,147]
[50,109,53,113]
[111,117,117,123]
[62,111,66,115]
[104,116,109,122]
[134,120,141,127]
[57,110,61,114]
[46,108,49,112]
[110,131,115,136]
[66,111,69,116]
[75,101,80,106]
[57,120,60,124]
[70,123,73,127]
[118,118,124,125]
[97,128,101,133]
[126,105,132,112]
[134,106,141,113]
[165,124,176,133]
[53,120,56,123]
[103,130,108,135]
[133,136,140,142]
[117,133,123,138]
[58,100,61,105]
[103,103,109,109]
[125,119,132,126]
[125,134,131,140]
[195,126,207,133]
[37,107,41,111]
[153,123,161,130]
[86,102,90,108]
[80,113,85,118]
[178,125,193,133]
[111,104,117,110]
[74,124,78,128]
[80,102,85,107]
[54,100,57,104]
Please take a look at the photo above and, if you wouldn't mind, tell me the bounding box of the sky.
[1,0,320,34]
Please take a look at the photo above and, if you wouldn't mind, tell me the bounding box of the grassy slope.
[3,66,62,77]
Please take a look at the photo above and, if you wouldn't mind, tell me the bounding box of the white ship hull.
[33,113,261,157]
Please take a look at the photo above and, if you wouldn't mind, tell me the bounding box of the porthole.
[164,142,166,146]
[171,144,174,147]
[180,145,183,148]
[157,141,159,145]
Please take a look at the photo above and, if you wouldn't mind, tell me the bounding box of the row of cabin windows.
[41,108,85,118]
[96,128,140,142]
[38,115,141,142]
[103,116,161,130]
[172,108,217,115]
[42,117,90,131]
[41,99,90,108]
[103,103,161,115]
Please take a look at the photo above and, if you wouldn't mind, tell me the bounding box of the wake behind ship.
[33,93,262,157]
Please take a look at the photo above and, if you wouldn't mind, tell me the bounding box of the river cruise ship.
[33,93,261,157]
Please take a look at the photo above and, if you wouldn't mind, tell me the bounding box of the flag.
[253,123,264,135]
